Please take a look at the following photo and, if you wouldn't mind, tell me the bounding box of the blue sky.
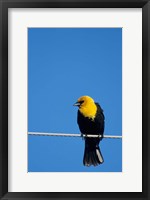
[28,28,122,172]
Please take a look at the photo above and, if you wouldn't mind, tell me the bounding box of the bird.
[74,95,105,167]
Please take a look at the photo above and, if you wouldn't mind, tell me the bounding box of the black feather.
[77,103,105,166]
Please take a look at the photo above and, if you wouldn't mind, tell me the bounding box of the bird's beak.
[73,102,80,106]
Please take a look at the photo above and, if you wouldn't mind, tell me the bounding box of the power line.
[28,132,122,139]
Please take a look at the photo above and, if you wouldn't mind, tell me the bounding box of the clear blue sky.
[28,28,122,172]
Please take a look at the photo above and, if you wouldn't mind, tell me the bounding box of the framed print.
[0,0,150,199]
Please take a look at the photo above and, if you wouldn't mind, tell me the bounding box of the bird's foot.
[81,133,86,140]
[99,134,103,140]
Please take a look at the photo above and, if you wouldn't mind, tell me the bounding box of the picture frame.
[0,0,149,199]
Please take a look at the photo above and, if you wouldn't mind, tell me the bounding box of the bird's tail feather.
[83,146,104,167]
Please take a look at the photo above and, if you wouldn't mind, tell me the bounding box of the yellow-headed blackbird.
[74,96,105,167]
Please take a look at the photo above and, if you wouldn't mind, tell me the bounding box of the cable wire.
[28,132,122,139]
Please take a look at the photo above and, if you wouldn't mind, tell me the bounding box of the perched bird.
[74,96,105,167]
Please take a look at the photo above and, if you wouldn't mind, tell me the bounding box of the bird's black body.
[77,103,104,135]
[77,103,105,166]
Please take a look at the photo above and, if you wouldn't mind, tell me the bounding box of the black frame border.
[0,0,150,200]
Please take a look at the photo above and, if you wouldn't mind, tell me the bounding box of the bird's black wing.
[95,102,105,135]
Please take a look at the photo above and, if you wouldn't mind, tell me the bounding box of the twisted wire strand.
[28,132,122,139]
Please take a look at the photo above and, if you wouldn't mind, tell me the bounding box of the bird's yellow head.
[74,96,97,119]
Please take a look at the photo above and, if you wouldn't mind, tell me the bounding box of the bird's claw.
[81,133,86,140]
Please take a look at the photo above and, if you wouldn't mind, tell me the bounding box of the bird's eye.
[79,100,84,104]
